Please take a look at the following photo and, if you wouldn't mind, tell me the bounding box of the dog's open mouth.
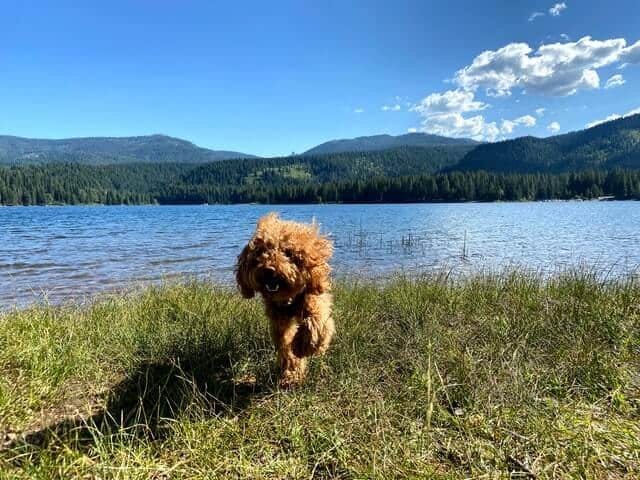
[262,270,283,293]
[265,281,280,292]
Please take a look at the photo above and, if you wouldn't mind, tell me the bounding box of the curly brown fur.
[236,213,334,387]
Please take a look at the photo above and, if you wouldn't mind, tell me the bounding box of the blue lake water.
[1,202,639,307]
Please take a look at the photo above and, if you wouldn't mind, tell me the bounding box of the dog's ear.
[305,235,333,294]
[235,244,255,299]
[307,263,331,294]
[311,235,333,265]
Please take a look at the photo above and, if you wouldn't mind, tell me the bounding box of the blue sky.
[1,1,639,156]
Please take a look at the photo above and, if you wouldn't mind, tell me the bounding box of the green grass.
[1,273,639,478]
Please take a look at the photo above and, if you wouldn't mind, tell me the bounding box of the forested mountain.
[456,114,640,173]
[0,145,473,205]
[182,145,474,185]
[0,134,257,165]
[1,114,640,205]
[303,132,479,155]
[3,114,639,171]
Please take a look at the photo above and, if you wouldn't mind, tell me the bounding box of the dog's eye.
[284,249,294,258]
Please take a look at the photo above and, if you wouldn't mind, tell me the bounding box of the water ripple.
[1,202,639,307]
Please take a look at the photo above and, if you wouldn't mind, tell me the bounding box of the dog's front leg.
[271,316,308,388]
[293,293,335,357]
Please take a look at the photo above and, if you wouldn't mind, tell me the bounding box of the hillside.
[0,134,257,165]
[2,159,639,205]
[181,145,474,186]
[303,132,479,155]
[456,114,640,173]
[0,145,478,204]
[5,114,639,172]
[2,115,640,204]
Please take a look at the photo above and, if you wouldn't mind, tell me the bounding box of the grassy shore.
[1,273,639,479]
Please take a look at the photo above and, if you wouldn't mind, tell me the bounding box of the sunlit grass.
[1,273,639,478]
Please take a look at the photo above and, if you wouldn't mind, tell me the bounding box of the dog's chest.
[267,296,307,325]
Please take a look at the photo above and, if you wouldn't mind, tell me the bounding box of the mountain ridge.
[455,114,640,173]
[0,134,258,165]
[2,114,640,172]
[303,132,479,155]
[2,114,640,205]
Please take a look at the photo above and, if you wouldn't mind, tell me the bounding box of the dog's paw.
[278,371,304,389]
[313,343,330,355]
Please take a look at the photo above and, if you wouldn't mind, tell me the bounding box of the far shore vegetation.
[1,272,639,478]
[1,161,639,206]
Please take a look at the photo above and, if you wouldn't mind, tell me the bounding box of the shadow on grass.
[3,337,269,463]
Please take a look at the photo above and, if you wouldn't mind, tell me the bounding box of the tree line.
[1,162,639,205]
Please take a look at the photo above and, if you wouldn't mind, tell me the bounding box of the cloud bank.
[409,35,639,141]
[455,36,639,97]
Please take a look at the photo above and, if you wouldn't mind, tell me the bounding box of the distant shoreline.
[0,197,636,208]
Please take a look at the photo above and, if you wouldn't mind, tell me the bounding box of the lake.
[1,202,639,307]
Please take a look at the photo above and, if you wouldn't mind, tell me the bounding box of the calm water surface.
[1,202,639,307]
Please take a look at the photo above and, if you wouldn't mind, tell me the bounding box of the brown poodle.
[236,213,334,387]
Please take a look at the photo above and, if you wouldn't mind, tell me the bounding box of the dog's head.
[236,213,333,303]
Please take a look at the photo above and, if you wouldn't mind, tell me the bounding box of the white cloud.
[500,115,536,134]
[411,89,540,141]
[454,36,638,97]
[517,115,537,127]
[604,74,625,89]
[585,106,640,128]
[620,106,639,116]
[500,120,517,134]
[586,114,622,128]
[528,11,544,22]
[620,106,640,117]
[560,33,570,41]
[621,40,640,64]
[407,127,418,133]
[382,104,401,111]
[549,2,567,16]
[410,35,640,142]
[529,4,567,22]
[410,89,487,115]
[354,108,365,114]
[410,89,499,141]
[418,112,500,141]
[547,121,561,133]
